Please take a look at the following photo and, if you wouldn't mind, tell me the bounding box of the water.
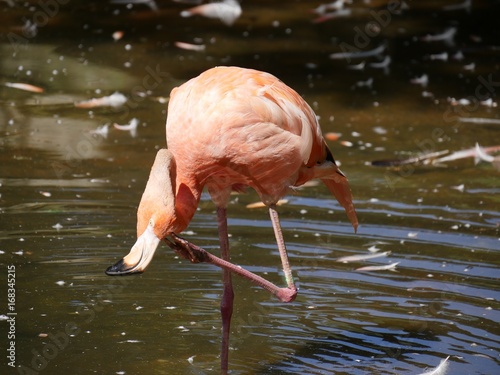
[0,1,499,374]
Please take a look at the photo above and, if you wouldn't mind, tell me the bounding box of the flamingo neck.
[172,174,202,233]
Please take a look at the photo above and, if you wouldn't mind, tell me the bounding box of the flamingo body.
[106,66,357,373]
[168,67,321,203]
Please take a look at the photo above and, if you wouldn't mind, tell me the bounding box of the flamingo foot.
[166,234,209,263]
[276,287,297,303]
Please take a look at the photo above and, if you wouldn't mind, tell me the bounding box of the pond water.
[0,1,499,374]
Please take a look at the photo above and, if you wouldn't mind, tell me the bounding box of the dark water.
[0,1,499,374]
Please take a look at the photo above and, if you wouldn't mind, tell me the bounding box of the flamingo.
[106,66,358,373]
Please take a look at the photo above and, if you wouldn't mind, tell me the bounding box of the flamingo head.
[106,149,177,275]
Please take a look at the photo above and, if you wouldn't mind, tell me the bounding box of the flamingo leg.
[268,205,297,293]
[166,205,298,303]
[168,234,297,303]
[217,207,234,375]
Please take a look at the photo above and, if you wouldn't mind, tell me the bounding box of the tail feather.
[321,172,358,232]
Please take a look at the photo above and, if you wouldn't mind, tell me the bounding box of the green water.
[0,1,499,374]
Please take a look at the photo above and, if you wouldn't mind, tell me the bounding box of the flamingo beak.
[105,224,161,275]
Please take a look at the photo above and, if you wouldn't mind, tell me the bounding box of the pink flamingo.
[106,66,358,374]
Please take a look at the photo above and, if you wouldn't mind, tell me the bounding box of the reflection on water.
[0,1,499,374]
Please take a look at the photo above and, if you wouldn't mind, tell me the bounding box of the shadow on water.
[0,0,499,374]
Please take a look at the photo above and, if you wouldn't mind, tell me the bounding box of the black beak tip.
[105,259,142,276]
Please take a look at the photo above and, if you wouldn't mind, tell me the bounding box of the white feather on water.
[356,262,400,272]
[417,356,451,375]
[336,251,390,263]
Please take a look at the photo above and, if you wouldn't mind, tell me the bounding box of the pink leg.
[268,205,297,294]
[168,234,297,302]
[217,207,233,375]
[167,206,297,303]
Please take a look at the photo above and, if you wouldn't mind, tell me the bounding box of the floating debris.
[330,44,385,60]
[371,150,448,167]
[180,0,241,26]
[340,140,353,147]
[458,117,500,124]
[475,143,495,163]
[451,184,465,192]
[23,19,38,36]
[448,97,471,106]
[114,118,139,137]
[177,325,190,332]
[463,62,475,72]
[90,178,110,183]
[418,356,451,375]
[324,132,341,141]
[246,199,288,209]
[90,124,109,138]
[4,82,44,93]
[337,251,390,263]
[296,180,320,189]
[312,8,352,24]
[433,145,500,164]
[112,31,124,41]
[410,74,429,87]
[479,98,497,108]
[356,262,399,272]
[369,56,391,75]
[175,41,206,52]
[347,61,365,70]
[372,126,387,135]
[353,77,373,89]
[421,27,457,46]
[475,144,500,170]
[371,145,500,167]
[75,92,127,108]
[429,52,448,61]
[122,339,142,343]
[311,0,351,14]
